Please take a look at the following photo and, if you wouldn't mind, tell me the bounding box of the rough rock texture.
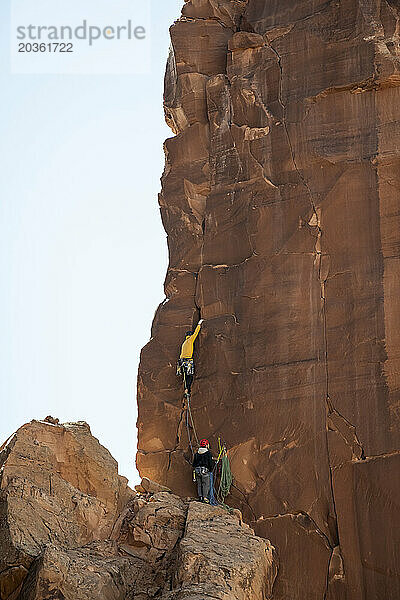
[137,1,400,598]
[0,420,133,599]
[174,501,277,600]
[116,495,277,600]
[16,542,157,600]
[0,421,277,599]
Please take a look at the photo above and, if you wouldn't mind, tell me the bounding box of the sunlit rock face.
[0,420,276,600]
[0,419,133,599]
[137,1,400,598]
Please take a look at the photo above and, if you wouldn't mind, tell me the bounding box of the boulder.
[0,420,133,599]
[116,492,187,564]
[141,477,171,494]
[174,502,277,600]
[16,542,159,600]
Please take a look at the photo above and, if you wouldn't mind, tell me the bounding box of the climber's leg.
[182,367,187,393]
[182,359,194,393]
[185,372,193,393]
[195,469,203,501]
[202,471,210,501]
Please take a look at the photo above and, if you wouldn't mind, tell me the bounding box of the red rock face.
[137,1,400,598]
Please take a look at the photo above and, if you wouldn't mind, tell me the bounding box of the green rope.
[218,452,232,503]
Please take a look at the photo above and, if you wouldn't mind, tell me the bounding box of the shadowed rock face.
[137,1,400,598]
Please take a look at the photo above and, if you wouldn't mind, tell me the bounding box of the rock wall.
[137,1,400,598]
[0,420,276,600]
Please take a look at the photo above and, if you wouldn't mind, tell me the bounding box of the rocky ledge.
[0,419,277,600]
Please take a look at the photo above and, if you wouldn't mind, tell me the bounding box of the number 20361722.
[18,43,73,53]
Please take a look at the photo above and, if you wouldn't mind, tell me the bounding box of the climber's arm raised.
[191,319,203,342]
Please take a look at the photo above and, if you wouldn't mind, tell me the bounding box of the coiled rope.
[215,437,233,503]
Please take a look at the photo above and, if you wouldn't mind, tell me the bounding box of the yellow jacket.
[180,322,202,359]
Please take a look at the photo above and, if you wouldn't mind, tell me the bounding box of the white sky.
[0,0,183,484]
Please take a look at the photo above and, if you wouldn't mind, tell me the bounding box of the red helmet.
[200,439,209,447]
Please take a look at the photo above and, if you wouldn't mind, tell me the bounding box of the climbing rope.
[185,400,195,457]
[218,452,233,503]
[212,437,224,471]
[182,369,200,456]
[187,393,199,446]
[214,437,232,503]
[181,366,233,507]
[185,392,200,457]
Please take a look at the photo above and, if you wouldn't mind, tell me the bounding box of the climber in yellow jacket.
[177,319,203,395]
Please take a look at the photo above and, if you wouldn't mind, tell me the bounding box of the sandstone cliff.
[0,420,276,599]
[137,1,400,599]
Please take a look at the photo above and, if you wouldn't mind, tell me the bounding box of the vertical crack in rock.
[323,549,333,600]
[267,41,321,216]
[327,401,366,462]
[267,39,329,389]
[267,37,342,585]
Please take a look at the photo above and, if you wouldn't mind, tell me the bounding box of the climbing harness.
[177,358,194,378]
[195,466,209,476]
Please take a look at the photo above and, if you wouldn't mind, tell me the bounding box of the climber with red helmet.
[177,319,204,396]
[192,439,214,503]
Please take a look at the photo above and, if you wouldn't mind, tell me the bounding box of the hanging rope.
[187,393,199,446]
[210,438,224,505]
[213,437,224,472]
[183,372,193,456]
[182,366,200,453]
[182,369,200,457]
[181,366,233,507]
[185,400,195,457]
[211,437,233,506]
[218,451,233,503]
